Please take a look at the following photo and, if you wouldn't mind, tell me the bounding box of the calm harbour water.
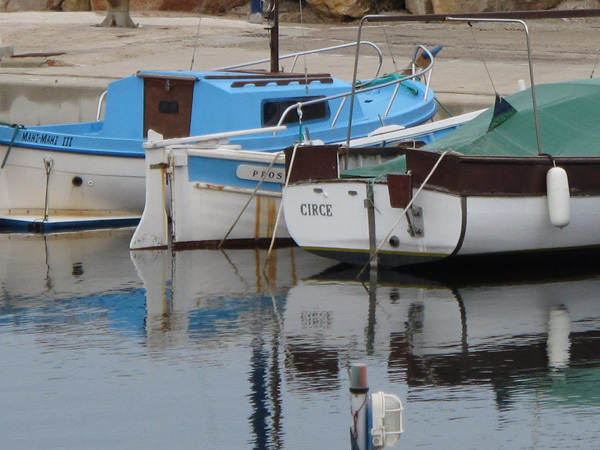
[1,227,599,449]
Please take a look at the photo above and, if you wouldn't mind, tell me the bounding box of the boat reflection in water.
[2,229,600,448]
[0,228,147,339]
[291,259,600,380]
[282,258,600,447]
[132,245,337,352]
[135,244,600,447]
[0,228,140,300]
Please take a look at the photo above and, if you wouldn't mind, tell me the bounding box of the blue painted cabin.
[1,69,438,157]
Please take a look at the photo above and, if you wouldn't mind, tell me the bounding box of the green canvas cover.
[341,155,407,179]
[423,78,600,157]
[339,78,600,179]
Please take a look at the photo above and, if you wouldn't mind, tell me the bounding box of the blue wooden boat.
[0,35,440,231]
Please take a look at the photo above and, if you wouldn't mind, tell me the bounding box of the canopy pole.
[448,18,543,155]
[344,12,587,153]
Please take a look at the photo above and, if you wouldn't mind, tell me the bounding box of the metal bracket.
[43,156,54,222]
[406,205,424,237]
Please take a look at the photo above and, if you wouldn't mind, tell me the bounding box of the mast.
[266,0,279,73]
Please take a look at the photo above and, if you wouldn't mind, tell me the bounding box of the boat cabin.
[102,70,353,140]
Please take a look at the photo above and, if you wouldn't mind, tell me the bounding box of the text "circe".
[300,204,332,216]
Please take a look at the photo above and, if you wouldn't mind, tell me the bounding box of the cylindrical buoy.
[546,166,570,228]
[350,364,369,450]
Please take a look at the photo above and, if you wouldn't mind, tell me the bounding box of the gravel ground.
[1,11,600,101]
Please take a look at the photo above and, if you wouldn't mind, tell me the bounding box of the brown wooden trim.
[405,148,600,196]
[286,145,412,184]
[204,72,332,80]
[285,145,340,183]
[286,144,600,197]
[387,173,413,208]
[143,78,194,139]
[204,72,334,87]
[137,72,198,81]
[231,77,334,87]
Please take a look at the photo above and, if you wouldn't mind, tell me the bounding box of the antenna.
[190,17,202,71]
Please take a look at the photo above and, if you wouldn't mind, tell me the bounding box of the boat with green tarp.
[282,76,600,268]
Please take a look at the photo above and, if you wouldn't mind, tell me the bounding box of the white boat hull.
[283,180,600,267]
[131,142,290,250]
[170,177,290,248]
[0,143,144,227]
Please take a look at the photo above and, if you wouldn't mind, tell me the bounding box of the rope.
[372,0,400,73]
[43,157,54,222]
[263,142,300,270]
[468,22,498,96]
[590,47,600,79]
[1,122,25,169]
[435,97,454,117]
[218,150,284,249]
[350,394,368,449]
[357,150,450,279]
[296,104,304,142]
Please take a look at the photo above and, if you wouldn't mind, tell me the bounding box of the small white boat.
[280,14,600,269]
[282,77,600,268]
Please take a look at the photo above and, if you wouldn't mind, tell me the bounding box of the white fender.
[546,166,570,228]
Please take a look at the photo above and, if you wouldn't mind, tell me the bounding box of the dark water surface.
[1,228,599,449]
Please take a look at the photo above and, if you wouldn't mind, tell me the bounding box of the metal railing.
[94,41,385,123]
[273,45,436,133]
[216,41,385,78]
[96,90,107,121]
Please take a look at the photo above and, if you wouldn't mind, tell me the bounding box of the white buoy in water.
[546,166,570,228]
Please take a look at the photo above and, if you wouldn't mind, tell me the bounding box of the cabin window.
[159,100,179,114]
[262,97,329,127]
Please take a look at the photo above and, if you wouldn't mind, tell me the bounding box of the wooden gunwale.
[405,148,600,196]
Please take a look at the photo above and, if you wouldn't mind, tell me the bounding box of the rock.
[405,0,432,14]
[431,0,562,13]
[405,0,571,14]
[305,0,374,18]
[1,0,595,18]
[0,45,14,60]
[91,0,246,14]
[557,0,600,9]
[62,0,91,10]
[4,0,47,10]
[156,0,247,14]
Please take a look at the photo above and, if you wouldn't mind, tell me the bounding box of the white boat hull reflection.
[0,228,140,301]
[282,265,600,388]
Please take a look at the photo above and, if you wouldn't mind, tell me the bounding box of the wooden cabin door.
[142,75,196,139]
